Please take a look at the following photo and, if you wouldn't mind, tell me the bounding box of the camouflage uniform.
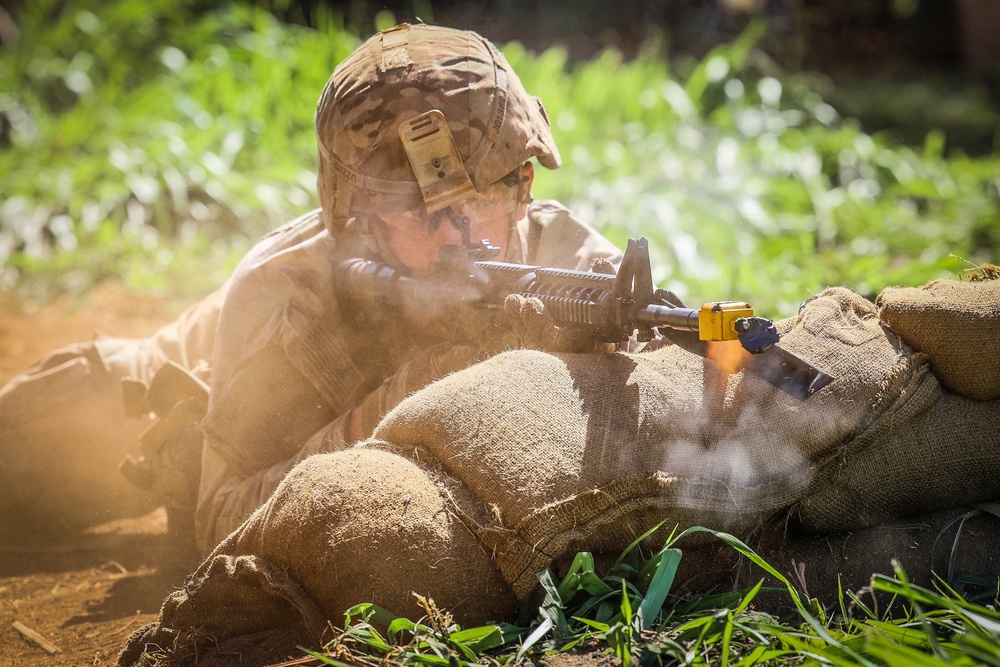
[196,200,620,551]
[0,24,622,550]
[0,287,223,533]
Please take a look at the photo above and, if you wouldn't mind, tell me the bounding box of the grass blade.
[515,616,553,662]
[637,547,682,630]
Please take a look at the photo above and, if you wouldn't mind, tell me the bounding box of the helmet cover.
[316,23,561,234]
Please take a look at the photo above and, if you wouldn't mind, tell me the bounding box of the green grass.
[2,1,998,313]
[301,527,1000,667]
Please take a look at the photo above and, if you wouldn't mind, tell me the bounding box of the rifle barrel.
[334,244,834,401]
[636,304,700,333]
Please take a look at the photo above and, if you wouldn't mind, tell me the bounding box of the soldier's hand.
[501,257,622,353]
[503,294,615,353]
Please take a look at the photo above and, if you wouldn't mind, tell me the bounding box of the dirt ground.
[0,284,194,666]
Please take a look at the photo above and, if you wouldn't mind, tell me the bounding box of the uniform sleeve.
[194,341,493,550]
[199,212,346,475]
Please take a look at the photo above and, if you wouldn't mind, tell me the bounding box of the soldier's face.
[370,163,534,273]
[370,196,515,272]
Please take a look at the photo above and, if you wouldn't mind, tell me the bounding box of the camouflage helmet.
[316,23,561,235]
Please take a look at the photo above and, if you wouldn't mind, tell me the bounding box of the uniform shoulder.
[524,200,623,270]
[241,209,327,265]
[221,208,336,328]
[526,199,575,226]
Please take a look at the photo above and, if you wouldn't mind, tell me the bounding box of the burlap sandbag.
[234,448,517,625]
[120,287,1000,665]
[117,552,327,667]
[792,391,1000,532]
[877,276,1000,400]
[116,448,519,667]
[373,287,962,598]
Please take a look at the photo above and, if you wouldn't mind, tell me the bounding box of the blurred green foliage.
[507,26,1000,314]
[1,0,998,315]
[0,0,358,296]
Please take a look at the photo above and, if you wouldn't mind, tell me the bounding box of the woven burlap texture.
[117,553,327,667]
[119,285,1000,666]
[373,287,952,598]
[877,276,1000,400]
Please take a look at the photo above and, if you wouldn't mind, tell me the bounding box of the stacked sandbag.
[118,286,1000,665]
[793,275,1000,532]
[373,287,952,599]
[877,275,1000,400]
[118,448,518,667]
[229,448,518,625]
[791,390,1000,532]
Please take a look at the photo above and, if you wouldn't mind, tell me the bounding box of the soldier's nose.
[434,220,464,246]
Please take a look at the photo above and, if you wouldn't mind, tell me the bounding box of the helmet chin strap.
[438,209,473,245]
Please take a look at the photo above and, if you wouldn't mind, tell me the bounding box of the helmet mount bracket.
[399,109,477,214]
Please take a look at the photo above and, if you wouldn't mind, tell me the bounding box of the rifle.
[334,237,834,400]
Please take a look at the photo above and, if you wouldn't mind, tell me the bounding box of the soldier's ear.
[518,161,535,202]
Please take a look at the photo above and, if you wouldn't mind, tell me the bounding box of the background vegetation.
[1,0,998,317]
[1,2,998,662]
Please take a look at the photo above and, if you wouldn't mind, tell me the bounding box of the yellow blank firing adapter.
[697,301,754,341]
[399,109,477,213]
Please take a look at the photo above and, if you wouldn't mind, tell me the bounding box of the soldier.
[0,23,622,548]
[108,24,1000,667]
[188,22,622,553]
